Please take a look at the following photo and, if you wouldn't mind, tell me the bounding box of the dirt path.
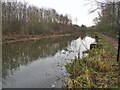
[102,34,118,49]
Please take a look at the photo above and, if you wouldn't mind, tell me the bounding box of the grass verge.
[65,34,119,88]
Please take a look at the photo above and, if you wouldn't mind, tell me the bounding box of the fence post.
[117,2,120,62]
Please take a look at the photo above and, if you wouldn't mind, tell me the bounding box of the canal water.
[2,35,95,88]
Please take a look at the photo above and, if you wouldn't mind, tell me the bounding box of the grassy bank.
[65,34,119,88]
[2,32,85,43]
[2,33,73,43]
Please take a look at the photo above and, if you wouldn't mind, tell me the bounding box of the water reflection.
[55,36,95,59]
[2,35,95,88]
[2,35,79,78]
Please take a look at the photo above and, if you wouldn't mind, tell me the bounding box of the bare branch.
[90,7,100,13]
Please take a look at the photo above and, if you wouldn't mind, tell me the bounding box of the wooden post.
[117,2,120,62]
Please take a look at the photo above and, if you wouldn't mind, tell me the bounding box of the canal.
[2,34,95,88]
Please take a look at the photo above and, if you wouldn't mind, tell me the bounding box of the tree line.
[2,1,80,36]
[93,1,120,37]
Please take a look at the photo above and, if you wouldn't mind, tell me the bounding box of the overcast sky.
[24,0,99,27]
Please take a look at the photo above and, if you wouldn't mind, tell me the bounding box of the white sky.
[25,0,99,27]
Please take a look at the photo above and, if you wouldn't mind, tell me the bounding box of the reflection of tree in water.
[2,35,82,79]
